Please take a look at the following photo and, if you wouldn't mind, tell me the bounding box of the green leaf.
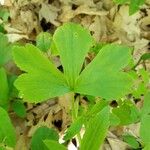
[141,53,150,61]
[112,101,140,125]
[31,127,59,150]
[0,8,10,22]
[129,0,145,15]
[80,107,110,150]
[0,107,16,147]
[44,140,67,150]
[53,22,93,88]
[87,100,109,117]
[0,24,5,33]
[12,100,26,118]
[141,92,150,117]
[133,82,147,98]
[143,143,150,150]
[109,113,120,126]
[64,117,84,141]
[50,41,59,55]
[0,33,12,66]
[90,42,107,54]
[75,44,133,100]
[13,23,134,104]
[139,69,150,84]
[8,75,18,98]
[140,114,150,145]
[0,146,5,150]
[0,67,9,109]
[13,44,70,102]
[123,134,140,149]
[36,32,52,52]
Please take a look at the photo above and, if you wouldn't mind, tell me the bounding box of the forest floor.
[0,0,150,149]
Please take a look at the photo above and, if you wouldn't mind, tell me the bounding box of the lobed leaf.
[13,44,70,102]
[75,44,133,100]
[53,22,93,88]
[13,24,133,103]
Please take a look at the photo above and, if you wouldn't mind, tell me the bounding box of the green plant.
[0,33,26,149]
[36,32,52,52]
[114,0,145,15]
[0,8,10,33]
[140,92,150,149]
[31,126,59,150]
[12,22,135,149]
[0,107,16,149]
[13,23,133,102]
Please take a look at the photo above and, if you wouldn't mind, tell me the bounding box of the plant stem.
[71,92,82,146]
[71,92,76,122]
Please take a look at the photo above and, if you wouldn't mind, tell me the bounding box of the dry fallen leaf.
[107,138,129,150]
[39,3,60,26]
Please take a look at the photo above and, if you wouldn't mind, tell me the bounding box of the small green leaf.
[90,42,107,54]
[141,53,150,61]
[64,117,84,141]
[0,24,5,33]
[129,0,145,15]
[112,101,140,125]
[0,33,12,66]
[109,113,120,126]
[36,32,52,52]
[13,44,70,102]
[8,75,18,98]
[141,92,150,117]
[87,100,109,117]
[80,107,110,150]
[53,22,93,88]
[0,8,10,22]
[123,134,140,149]
[140,114,150,145]
[0,107,16,147]
[31,127,59,150]
[12,100,26,118]
[44,140,67,150]
[0,67,9,109]
[75,44,133,100]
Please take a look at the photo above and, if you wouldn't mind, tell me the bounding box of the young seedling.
[13,23,133,149]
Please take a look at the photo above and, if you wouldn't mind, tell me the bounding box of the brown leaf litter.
[1,0,150,149]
